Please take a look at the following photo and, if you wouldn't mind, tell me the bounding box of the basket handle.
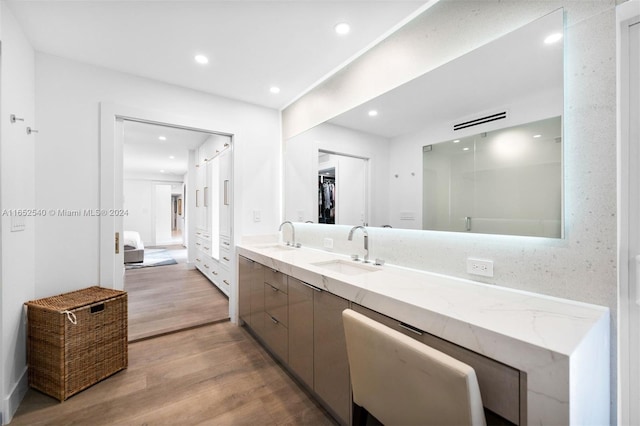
[62,310,77,325]
[90,303,105,314]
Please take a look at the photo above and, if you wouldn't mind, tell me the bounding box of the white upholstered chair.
[342,309,486,426]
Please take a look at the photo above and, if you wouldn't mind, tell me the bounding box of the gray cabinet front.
[238,256,253,324]
[288,277,314,388]
[249,261,265,337]
[313,290,351,425]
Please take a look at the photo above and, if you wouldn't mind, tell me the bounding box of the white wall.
[0,4,35,423]
[123,179,155,246]
[283,1,619,422]
[34,53,280,298]
[154,184,172,245]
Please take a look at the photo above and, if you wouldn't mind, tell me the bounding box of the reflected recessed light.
[335,23,351,35]
[463,147,470,151]
[158,136,166,141]
[453,139,460,143]
[270,86,281,94]
[160,169,165,173]
[544,33,563,44]
[533,134,542,138]
[169,155,175,159]
[368,110,378,117]
[194,54,209,64]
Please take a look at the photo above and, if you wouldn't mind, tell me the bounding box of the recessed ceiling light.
[169,155,175,159]
[544,33,562,44]
[335,23,351,35]
[270,86,281,94]
[453,139,460,143]
[194,54,209,65]
[533,134,542,138]
[368,110,378,117]
[160,169,165,173]
[463,147,470,151]
[158,136,167,141]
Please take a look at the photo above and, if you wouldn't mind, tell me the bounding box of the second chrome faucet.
[348,225,369,263]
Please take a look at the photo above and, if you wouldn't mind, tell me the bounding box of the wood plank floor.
[11,322,335,425]
[125,261,230,341]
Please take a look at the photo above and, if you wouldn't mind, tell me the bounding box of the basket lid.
[25,286,126,311]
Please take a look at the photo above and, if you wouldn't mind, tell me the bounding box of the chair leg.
[352,403,368,426]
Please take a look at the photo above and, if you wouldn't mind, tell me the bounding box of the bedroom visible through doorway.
[122,119,229,341]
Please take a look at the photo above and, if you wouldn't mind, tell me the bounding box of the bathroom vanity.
[237,238,609,425]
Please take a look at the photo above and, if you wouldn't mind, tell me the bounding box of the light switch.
[11,216,26,232]
[253,210,261,222]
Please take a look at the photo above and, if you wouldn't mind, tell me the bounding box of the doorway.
[100,104,234,339]
[318,150,369,226]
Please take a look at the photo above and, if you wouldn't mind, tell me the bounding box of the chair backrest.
[342,309,486,426]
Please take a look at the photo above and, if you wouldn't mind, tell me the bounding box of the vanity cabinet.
[238,256,265,336]
[287,277,314,388]
[263,269,289,363]
[351,303,524,426]
[239,260,351,425]
[238,256,254,324]
[313,289,351,425]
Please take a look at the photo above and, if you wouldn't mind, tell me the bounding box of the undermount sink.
[311,259,380,276]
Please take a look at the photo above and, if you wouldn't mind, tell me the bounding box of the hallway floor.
[10,322,335,425]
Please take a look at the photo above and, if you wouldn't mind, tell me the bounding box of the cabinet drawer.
[352,303,523,425]
[265,283,288,327]
[263,312,288,363]
[264,269,287,293]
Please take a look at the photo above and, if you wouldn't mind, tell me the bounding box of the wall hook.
[26,127,39,135]
[10,114,24,124]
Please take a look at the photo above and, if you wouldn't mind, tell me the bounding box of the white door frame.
[99,103,232,292]
[617,1,640,424]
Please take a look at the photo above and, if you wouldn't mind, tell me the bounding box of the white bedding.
[123,231,144,250]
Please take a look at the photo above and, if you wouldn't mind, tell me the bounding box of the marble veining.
[237,237,610,425]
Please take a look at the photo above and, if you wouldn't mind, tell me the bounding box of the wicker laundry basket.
[25,286,128,401]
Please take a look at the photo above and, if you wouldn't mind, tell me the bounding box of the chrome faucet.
[279,221,299,247]
[348,225,369,263]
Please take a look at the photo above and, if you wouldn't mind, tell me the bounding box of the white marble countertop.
[236,236,610,425]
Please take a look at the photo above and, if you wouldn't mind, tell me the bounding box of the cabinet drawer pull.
[271,286,279,292]
[204,265,209,269]
[223,257,230,261]
[398,322,423,336]
[204,247,210,250]
[196,242,201,246]
[223,280,229,285]
[212,271,218,275]
[270,315,279,324]
[196,258,201,262]
[223,241,230,246]
[300,281,322,292]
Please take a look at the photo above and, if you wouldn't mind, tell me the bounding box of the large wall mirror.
[284,8,564,238]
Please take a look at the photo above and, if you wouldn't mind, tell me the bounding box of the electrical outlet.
[323,238,334,249]
[466,258,494,277]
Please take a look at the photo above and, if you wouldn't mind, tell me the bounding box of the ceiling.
[6,0,429,110]
[6,0,429,177]
[122,120,215,178]
[328,8,564,139]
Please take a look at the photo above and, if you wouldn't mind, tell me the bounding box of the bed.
[124,230,144,263]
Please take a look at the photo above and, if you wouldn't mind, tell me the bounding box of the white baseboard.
[2,367,28,425]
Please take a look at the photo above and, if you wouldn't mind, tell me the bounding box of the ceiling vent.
[453,111,507,131]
